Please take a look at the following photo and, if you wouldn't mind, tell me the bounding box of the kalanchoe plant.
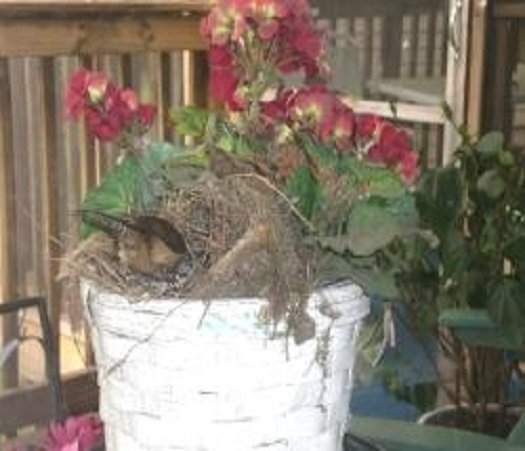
[66,0,421,297]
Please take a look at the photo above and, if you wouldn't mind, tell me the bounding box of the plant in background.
[391,121,525,434]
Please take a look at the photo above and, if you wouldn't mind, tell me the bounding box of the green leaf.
[498,150,515,167]
[477,131,504,157]
[319,196,417,256]
[441,308,525,350]
[170,106,209,138]
[81,156,141,237]
[504,236,525,277]
[477,169,506,199]
[284,165,324,219]
[216,126,253,157]
[343,157,406,199]
[441,229,469,279]
[134,142,199,212]
[487,279,525,347]
[319,254,400,298]
[416,167,463,240]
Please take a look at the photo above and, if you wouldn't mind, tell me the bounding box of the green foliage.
[284,165,325,220]
[170,106,210,138]
[383,126,525,417]
[319,196,417,256]
[81,142,206,237]
[416,166,463,240]
[476,131,504,157]
[81,156,141,237]
[487,279,525,347]
[284,136,418,297]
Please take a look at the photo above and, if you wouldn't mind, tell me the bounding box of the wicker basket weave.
[82,282,369,451]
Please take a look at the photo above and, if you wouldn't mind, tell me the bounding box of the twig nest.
[63,172,315,340]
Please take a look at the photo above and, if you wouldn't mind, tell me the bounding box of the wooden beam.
[0,368,99,433]
[62,368,99,416]
[494,3,525,18]
[346,98,445,124]
[0,15,206,57]
[467,0,489,137]
[0,58,19,392]
[0,0,210,13]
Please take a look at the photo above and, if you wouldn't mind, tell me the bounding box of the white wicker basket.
[82,281,369,451]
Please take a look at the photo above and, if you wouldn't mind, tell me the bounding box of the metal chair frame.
[0,296,67,424]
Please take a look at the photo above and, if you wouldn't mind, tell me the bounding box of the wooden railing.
[0,0,210,430]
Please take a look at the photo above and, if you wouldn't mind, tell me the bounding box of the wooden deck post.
[0,58,19,390]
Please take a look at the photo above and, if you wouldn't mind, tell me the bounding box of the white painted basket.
[82,281,369,451]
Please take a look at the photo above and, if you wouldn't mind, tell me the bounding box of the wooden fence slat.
[0,57,19,390]
[40,57,62,353]
[382,5,404,77]
[0,15,206,58]
[191,51,209,109]
[426,10,437,76]
[484,19,517,136]
[408,14,420,77]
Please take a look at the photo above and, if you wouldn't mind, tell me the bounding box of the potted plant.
[6,414,104,451]
[62,0,420,449]
[394,124,525,437]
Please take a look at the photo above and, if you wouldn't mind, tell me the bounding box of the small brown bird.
[80,210,188,274]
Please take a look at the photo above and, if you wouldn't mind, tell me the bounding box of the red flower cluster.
[66,69,156,142]
[201,0,326,109]
[201,0,419,185]
[262,86,418,183]
[286,85,355,151]
[361,119,420,184]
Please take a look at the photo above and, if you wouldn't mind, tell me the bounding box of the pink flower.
[250,0,289,40]
[356,114,380,139]
[66,69,93,118]
[260,89,293,124]
[84,106,122,142]
[42,415,103,451]
[208,45,241,108]
[277,13,325,78]
[86,73,109,103]
[200,0,248,45]
[289,85,336,132]
[376,123,412,165]
[137,104,157,128]
[120,89,139,112]
[399,150,419,184]
[366,121,419,183]
[332,104,355,151]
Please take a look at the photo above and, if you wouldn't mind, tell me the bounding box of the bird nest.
[62,173,316,341]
